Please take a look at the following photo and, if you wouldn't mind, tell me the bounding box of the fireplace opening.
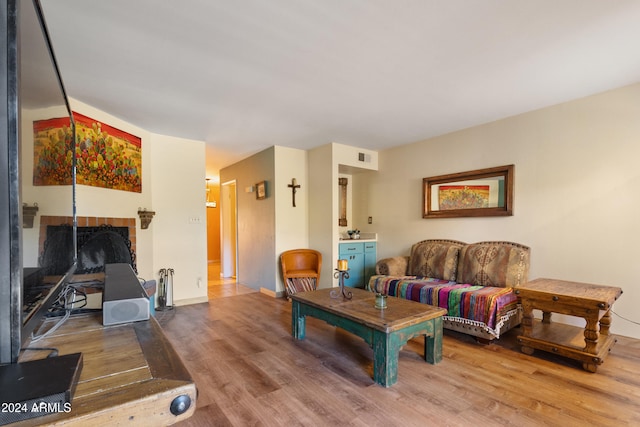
[40,224,137,275]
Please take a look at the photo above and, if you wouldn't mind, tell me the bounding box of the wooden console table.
[291,288,446,387]
[17,314,196,425]
[515,278,623,372]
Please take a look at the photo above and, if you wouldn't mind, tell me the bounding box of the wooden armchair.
[280,249,322,298]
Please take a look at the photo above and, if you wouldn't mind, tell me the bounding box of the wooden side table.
[515,278,622,372]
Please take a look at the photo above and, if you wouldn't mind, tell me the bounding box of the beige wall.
[220,146,310,294]
[150,133,208,304]
[20,105,87,266]
[24,98,156,281]
[24,98,208,305]
[307,143,379,288]
[358,83,640,339]
[274,146,309,292]
[221,147,276,291]
[308,144,335,288]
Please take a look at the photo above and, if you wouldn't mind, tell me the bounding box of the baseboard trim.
[173,296,209,306]
[260,287,275,297]
[260,288,286,298]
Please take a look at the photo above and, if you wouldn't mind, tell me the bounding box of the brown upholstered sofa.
[367,240,530,342]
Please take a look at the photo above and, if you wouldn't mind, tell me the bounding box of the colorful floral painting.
[33,112,142,193]
[32,116,75,186]
[438,185,490,210]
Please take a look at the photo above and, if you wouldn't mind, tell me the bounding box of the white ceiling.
[40,0,640,176]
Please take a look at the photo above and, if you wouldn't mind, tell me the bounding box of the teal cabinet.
[364,242,377,285]
[339,241,377,288]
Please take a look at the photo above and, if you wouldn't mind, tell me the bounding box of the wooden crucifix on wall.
[288,178,301,207]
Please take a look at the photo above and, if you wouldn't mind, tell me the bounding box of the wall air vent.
[358,152,371,163]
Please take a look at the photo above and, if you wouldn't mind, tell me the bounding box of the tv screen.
[0,0,76,365]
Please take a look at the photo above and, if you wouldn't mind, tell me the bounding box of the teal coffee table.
[291,287,446,387]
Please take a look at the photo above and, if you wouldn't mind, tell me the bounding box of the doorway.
[221,180,237,279]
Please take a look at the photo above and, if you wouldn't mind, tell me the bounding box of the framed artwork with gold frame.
[423,165,514,218]
[256,181,266,200]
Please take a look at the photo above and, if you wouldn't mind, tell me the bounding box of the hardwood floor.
[159,288,640,426]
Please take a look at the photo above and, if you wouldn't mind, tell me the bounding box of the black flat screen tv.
[0,0,76,365]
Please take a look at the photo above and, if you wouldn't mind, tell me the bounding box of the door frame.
[221,180,237,278]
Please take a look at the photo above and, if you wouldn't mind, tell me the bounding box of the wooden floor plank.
[161,292,640,427]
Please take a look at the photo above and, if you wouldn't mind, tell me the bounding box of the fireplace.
[39,216,137,275]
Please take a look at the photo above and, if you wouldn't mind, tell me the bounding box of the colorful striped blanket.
[368,275,520,338]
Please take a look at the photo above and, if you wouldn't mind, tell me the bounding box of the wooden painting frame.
[423,165,514,218]
[256,181,266,200]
